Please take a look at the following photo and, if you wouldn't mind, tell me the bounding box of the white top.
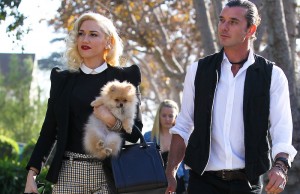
[170,49,297,171]
[80,62,108,74]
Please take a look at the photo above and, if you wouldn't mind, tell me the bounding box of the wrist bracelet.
[275,162,288,173]
[109,118,122,131]
[272,165,288,181]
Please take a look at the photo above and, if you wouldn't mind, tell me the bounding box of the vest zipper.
[201,69,219,175]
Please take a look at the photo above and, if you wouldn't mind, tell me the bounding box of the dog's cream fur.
[83,80,138,159]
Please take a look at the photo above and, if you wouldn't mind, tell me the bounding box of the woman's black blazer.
[26,64,143,183]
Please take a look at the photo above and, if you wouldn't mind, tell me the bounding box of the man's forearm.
[166,134,186,176]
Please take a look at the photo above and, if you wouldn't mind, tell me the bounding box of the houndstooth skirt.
[52,152,110,194]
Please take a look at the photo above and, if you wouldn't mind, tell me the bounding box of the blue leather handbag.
[111,126,167,193]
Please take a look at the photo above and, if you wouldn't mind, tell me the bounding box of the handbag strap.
[133,125,147,148]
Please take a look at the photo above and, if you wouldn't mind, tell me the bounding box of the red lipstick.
[81,45,91,50]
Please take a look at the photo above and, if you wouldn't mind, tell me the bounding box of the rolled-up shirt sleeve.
[269,65,297,161]
[170,62,198,146]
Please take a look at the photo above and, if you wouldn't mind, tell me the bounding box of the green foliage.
[0,159,26,194]
[0,136,52,193]
[0,135,19,160]
[36,166,53,194]
[20,139,36,164]
[0,158,52,194]
[0,54,47,142]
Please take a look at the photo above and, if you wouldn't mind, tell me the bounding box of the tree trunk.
[250,0,265,53]
[283,0,297,65]
[193,0,218,55]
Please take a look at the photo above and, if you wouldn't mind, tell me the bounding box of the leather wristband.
[273,165,288,181]
[275,157,291,169]
[109,118,122,131]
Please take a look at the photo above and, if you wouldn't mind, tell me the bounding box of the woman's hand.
[93,105,117,128]
[24,170,38,194]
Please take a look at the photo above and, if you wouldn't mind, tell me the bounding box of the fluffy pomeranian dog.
[83,80,138,159]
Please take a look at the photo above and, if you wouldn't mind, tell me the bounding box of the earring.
[105,45,111,50]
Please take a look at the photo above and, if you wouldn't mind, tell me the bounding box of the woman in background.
[144,99,188,194]
[24,12,142,194]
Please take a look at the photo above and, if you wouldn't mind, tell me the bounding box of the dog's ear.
[126,84,136,95]
[109,84,116,92]
[126,85,132,90]
[125,85,132,91]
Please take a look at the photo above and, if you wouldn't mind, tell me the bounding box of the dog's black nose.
[120,103,123,107]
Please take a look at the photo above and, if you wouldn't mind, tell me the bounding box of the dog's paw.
[123,127,132,134]
[122,123,132,134]
[91,97,103,107]
[96,140,104,149]
[105,148,112,156]
[122,120,133,134]
[90,100,98,107]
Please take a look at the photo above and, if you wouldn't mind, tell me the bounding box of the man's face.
[218,6,250,48]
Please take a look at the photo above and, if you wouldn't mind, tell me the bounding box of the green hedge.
[20,139,36,164]
[0,135,19,160]
[0,159,26,194]
[0,158,52,194]
[0,135,52,194]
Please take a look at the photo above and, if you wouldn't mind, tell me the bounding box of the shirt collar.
[80,62,108,74]
[222,48,255,69]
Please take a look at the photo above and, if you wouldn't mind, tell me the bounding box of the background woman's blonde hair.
[151,99,179,142]
[64,12,123,71]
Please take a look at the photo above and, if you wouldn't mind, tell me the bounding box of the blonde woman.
[144,99,188,194]
[24,12,142,194]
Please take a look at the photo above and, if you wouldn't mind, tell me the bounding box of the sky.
[0,0,64,60]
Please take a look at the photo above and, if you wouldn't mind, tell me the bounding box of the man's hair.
[226,0,261,28]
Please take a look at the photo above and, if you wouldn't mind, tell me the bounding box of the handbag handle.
[132,125,148,148]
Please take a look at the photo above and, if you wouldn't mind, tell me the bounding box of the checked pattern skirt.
[52,152,110,194]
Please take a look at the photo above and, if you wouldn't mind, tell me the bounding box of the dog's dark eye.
[115,99,119,102]
[124,99,127,103]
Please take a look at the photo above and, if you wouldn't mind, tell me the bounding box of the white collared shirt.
[80,62,108,74]
[170,49,297,171]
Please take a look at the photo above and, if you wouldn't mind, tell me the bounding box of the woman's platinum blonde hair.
[151,99,179,142]
[64,12,123,71]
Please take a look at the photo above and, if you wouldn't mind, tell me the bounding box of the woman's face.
[159,107,177,130]
[77,20,108,63]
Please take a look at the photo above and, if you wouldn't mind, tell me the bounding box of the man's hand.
[164,134,186,194]
[165,169,177,194]
[265,166,287,194]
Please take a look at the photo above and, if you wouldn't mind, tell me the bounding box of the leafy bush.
[0,135,19,160]
[36,166,52,194]
[20,139,36,164]
[0,158,52,194]
[0,159,26,194]
[0,136,52,194]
